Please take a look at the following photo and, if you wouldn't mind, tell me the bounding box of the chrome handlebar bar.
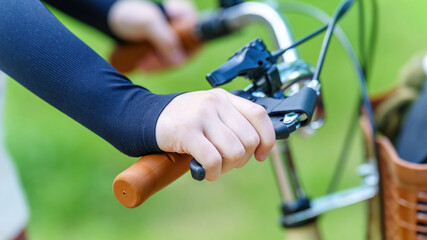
[223,2,298,62]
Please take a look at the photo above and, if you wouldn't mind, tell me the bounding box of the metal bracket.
[281,162,379,227]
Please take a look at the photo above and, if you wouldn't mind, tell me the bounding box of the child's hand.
[156,89,276,181]
[108,0,197,71]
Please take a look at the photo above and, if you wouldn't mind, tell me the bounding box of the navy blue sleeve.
[0,0,179,157]
[42,0,118,37]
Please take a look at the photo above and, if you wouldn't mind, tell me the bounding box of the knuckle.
[203,156,221,172]
[206,174,220,182]
[235,158,250,169]
[263,136,276,150]
[211,88,227,94]
[252,105,268,118]
[212,89,230,100]
[227,147,245,163]
[204,156,221,182]
[201,92,219,104]
[245,134,260,149]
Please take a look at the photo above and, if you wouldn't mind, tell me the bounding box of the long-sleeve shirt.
[0,0,178,157]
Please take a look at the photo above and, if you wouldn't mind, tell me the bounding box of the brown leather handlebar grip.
[113,153,193,208]
[110,20,202,73]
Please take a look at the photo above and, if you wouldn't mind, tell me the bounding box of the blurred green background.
[5,0,427,239]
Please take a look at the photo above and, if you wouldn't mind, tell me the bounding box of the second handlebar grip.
[113,153,193,208]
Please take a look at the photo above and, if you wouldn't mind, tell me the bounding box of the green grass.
[5,0,427,239]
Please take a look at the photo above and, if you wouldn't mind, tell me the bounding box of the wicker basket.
[378,136,427,240]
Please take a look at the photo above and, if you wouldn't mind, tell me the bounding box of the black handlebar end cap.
[190,159,206,181]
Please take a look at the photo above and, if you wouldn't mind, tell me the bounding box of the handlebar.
[113,84,319,207]
[113,153,193,208]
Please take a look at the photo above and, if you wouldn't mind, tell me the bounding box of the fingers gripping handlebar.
[113,86,319,207]
[189,86,319,180]
[187,38,319,180]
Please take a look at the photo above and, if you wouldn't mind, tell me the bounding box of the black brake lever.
[189,85,319,181]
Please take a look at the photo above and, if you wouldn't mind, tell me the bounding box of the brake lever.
[190,83,319,181]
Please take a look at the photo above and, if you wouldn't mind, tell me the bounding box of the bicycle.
[109,0,418,239]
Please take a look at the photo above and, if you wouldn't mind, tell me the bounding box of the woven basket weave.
[378,136,427,240]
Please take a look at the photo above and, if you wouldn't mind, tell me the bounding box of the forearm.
[0,0,177,157]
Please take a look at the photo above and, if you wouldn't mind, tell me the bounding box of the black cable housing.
[313,0,355,81]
